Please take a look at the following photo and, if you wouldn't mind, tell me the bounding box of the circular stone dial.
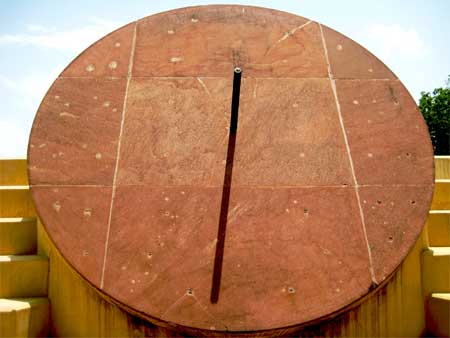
[28,5,434,333]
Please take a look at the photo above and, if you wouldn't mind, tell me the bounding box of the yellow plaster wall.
[0,159,28,186]
[0,187,36,218]
[435,156,450,179]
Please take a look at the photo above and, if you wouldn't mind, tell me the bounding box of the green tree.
[419,76,450,155]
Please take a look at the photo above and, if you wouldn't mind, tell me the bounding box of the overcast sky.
[1,0,449,157]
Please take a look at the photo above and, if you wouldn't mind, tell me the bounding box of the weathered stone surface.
[321,25,397,80]
[102,186,222,327]
[61,23,135,78]
[335,79,434,186]
[117,77,231,186]
[234,78,353,186]
[29,78,126,185]
[31,186,112,287]
[213,187,372,331]
[28,5,434,334]
[134,6,328,78]
[359,185,433,282]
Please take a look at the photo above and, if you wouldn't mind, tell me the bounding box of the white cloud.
[26,24,56,33]
[0,17,123,157]
[0,64,64,111]
[0,65,64,157]
[0,74,19,91]
[0,120,28,157]
[0,17,120,52]
[19,66,63,101]
[355,24,431,61]
[353,23,433,101]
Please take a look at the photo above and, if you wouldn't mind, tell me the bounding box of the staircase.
[0,159,49,337]
[423,155,450,337]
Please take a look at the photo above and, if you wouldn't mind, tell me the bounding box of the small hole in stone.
[406,152,411,157]
[376,200,382,205]
[388,236,394,242]
[187,288,193,295]
[288,287,295,294]
[303,209,309,216]
[410,200,416,205]
[147,253,153,259]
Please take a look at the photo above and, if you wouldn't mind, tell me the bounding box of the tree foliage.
[419,76,450,155]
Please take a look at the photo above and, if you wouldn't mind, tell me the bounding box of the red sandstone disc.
[28,5,434,334]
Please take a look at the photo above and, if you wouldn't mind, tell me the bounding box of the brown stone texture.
[102,186,372,331]
[134,6,328,78]
[28,77,127,185]
[117,77,231,186]
[102,186,223,329]
[234,78,353,186]
[335,79,434,185]
[213,187,372,330]
[359,185,434,282]
[28,5,434,334]
[61,23,135,77]
[31,186,112,287]
[321,25,397,80]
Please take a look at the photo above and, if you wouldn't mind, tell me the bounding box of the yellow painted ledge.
[435,156,450,179]
[0,297,49,338]
[0,217,37,255]
[0,186,36,218]
[431,179,450,210]
[0,158,28,186]
[425,293,450,337]
[0,255,48,298]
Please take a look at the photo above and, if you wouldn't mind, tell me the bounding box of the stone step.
[0,256,48,298]
[431,179,450,210]
[0,186,36,218]
[435,156,450,179]
[427,210,450,247]
[0,297,49,337]
[0,218,37,255]
[425,293,450,338]
[422,247,450,296]
[0,158,28,186]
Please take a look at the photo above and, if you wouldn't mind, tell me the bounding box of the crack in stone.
[59,112,79,119]
[191,293,228,330]
[319,23,378,285]
[160,293,188,319]
[264,20,312,56]
[197,77,211,97]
